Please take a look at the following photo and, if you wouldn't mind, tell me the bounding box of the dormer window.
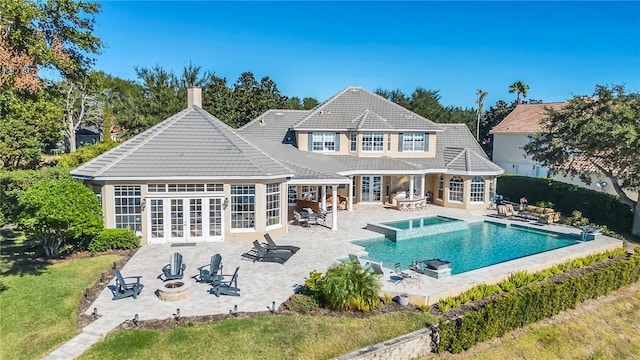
[400,133,427,152]
[311,132,336,151]
[362,132,384,152]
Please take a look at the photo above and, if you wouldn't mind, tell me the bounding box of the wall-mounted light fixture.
[140,198,146,210]
[223,197,229,209]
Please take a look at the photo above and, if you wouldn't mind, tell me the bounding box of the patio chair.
[370,261,395,276]
[497,205,516,218]
[251,240,293,264]
[348,254,371,270]
[210,267,240,297]
[112,268,144,300]
[263,233,300,253]
[162,252,186,281]
[197,254,223,284]
[293,210,309,227]
[391,262,413,286]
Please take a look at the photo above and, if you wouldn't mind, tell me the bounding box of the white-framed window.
[448,176,464,203]
[114,185,142,233]
[230,185,255,230]
[147,183,223,193]
[350,132,357,152]
[387,133,391,151]
[437,175,444,200]
[470,176,485,203]
[362,132,384,152]
[301,185,317,201]
[288,186,298,206]
[266,183,280,227]
[312,132,336,151]
[402,133,426,151]
[150,199,164,238]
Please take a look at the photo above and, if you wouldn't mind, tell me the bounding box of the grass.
[429,284,640,359]
[80,311,434,359]
[0,231,120,360]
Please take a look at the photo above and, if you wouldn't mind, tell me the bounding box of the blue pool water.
[353,222,578,275]
[382,216,459,230]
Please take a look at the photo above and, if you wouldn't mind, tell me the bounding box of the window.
[387,133,391,151]
[402,133,425,152]
[312,132,336,151]
[362,132,384,152]
[148,183,220,193]
[470,176,485,203]
[150,199,164,238]
[266,183,280,227]
[350,132,357,152]
[209,198,222,236]
[114,185,142,233]
[288,186,298,206]
[437,175,444,200]
[231,185,255,230]
[301,185,317,201]
[448,176,464,203]
[207,184,224,192]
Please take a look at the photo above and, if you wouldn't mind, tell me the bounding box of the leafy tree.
[16,177,103,256]
[284,96,319,110]
[231,72,286,127]
[509,81,530,104]
[0,84,64,169]
[131,65,183,132]
[0,0,103,93]
[202,73,235,124]
[57,73,104,152]
[479,100,516,156]
[523,84,640,236]
[91,71,145,138]
[302,97,319,110]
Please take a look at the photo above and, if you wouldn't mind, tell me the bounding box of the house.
[490,102,638,200]
[71,87,503,245]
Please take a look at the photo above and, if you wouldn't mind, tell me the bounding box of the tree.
[479,100,516,157]
[17,177,103,256]
[0,0,103,93]
[302,97,319,110]
[523,84,640,236]
[58,74,104,152]
[231,72,286,127]
[475,89,489,140]
[509,81,530,104]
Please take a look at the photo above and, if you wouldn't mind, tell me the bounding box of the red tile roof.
[490,102,568,134]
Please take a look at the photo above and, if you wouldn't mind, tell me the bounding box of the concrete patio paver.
[42,205,623,359]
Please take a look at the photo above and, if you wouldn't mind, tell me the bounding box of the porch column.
[348,176,354,212]
[332,185,338,230]
[321,186,327,211]
[420,175,425,198]
[409,175,415,200]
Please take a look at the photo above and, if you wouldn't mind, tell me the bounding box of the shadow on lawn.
[0,227,53,278]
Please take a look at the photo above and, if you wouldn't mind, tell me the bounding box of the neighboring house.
[71,87,503,245]
[62,126,101,152]
[490,102,638,200]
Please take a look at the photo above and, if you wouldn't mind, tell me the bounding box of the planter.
[397,294,409,306]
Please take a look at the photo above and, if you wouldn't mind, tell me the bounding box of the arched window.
[470,176,485,203]
[437,175,444,200]
[448,176,464,202]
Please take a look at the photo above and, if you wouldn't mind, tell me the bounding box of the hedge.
[496,175,633,233]
[88,228,140,252]
[436,251,640,353]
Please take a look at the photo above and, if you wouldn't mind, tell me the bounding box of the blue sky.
[93,1,640,108]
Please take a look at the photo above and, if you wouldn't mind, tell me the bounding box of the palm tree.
[475,89,489,141]
[509,81,530,104]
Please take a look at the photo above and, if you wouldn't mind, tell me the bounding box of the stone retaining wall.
[333,327,434,360]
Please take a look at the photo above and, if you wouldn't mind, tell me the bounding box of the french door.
[148,197,224,243]
[360,176,382,202]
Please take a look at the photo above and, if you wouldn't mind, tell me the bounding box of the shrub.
[88,228,139,252]
[381,293,394,305]
[419,304,431,312]
[304,270,324,295]
[438,297,458,313]
[565,210,590,227]
[320,262,381,311]
[286,294,320,314]
[508,271,535,288]
[499,280,516,293]
[476,284,502,297]
[57,142,119,168]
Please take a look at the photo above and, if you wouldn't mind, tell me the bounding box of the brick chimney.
[187,87,202,108]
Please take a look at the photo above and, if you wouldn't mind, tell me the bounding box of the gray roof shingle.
[71,107,294,180]
[238,109,309,144]
[293,87,444,132]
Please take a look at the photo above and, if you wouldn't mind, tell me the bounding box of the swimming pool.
[382,216,459,230]
[353,221,578,275]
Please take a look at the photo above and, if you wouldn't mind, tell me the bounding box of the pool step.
[366,217,468,242]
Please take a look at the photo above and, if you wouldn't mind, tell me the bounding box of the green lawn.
[79,311,433,360]
[0,232,120,360]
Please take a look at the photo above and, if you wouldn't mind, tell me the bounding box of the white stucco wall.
[492,133,548,177]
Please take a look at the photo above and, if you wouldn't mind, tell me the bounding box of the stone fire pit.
[157,281,190,301]
[424,258,452,270]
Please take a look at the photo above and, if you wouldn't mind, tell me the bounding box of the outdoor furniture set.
[293,209,327,227]
[497,204,561,224]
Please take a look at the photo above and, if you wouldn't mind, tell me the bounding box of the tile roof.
[490,102,568,134]
[293,87,444,132]
[71,107,294,180]
[238,109,309,144]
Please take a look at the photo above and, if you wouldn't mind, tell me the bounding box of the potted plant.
[397,293,410,306]
[519,197,528,211]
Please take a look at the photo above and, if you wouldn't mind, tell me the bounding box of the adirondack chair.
[210,267,240,297]
[162,252,186,281]
[197,254,223,284]
[112,268,144,300]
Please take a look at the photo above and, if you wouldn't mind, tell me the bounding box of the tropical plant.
[508,81,530,104]
[16,178,103,256]
[320,262,381,311]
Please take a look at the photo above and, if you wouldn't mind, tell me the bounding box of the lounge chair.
[370,261,395,275]
[497,205,516,218]
[162,252,186,281]
[251,240,293,264]
[210,267,240,297]
[112,269,144,300]
[197,254,223,284]
[263,233,300,254]
[348,254,371,270]
[293,210,309,227]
